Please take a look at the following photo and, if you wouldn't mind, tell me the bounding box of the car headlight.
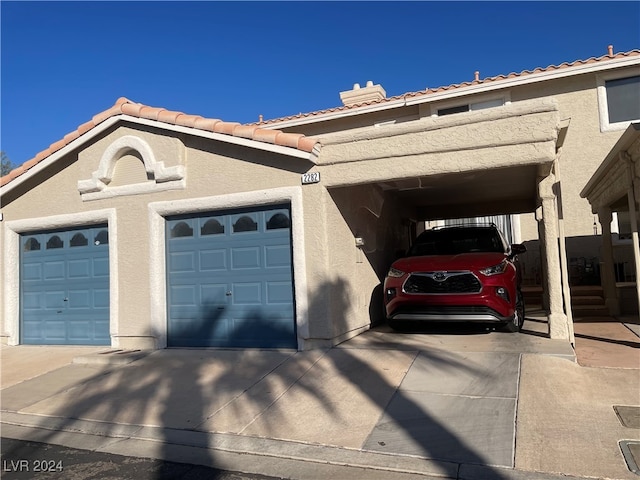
[480,259,508,276]
[387,267,406,278]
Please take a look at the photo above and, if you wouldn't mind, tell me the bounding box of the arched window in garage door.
[166,205,296,349]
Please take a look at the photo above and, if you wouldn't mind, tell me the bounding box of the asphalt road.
[1,437,283,480]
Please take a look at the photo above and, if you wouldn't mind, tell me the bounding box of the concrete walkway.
[1,312,638,480]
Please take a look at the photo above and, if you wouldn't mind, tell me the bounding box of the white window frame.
[596,69,640,132]
[425,92,511,118]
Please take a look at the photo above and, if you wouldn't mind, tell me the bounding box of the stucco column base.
[548,312,570,339]
[113,336,157,350]
[0,334,8,345]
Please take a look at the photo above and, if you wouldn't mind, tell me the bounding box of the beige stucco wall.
[323,185,412,339]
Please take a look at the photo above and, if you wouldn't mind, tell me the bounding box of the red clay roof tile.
[252,129,280,144]
[214,122,240,135]
[157,110,182,123]
[276,132,304,149]
[233,125,259,139]
[253,48,640,126]
[1,98,319,188]
[193,118,221,130]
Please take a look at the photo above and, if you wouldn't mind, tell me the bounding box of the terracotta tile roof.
[1,98,319,188]
[253,48,640,126]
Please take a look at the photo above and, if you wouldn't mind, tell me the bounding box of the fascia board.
[0,115,316,198]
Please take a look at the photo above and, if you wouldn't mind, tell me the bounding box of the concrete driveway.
[1,310,638,480]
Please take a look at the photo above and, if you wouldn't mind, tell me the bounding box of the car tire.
[387,319,405,332]
[504,290,525,332]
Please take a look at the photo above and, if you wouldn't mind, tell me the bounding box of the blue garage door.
[166,205,296,348]
[20,225,110,345]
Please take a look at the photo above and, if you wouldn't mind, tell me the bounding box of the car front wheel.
[504,290,524,332]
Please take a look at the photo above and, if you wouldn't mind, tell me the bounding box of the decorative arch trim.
[78,135,185,201]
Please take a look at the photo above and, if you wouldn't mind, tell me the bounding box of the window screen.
[605,76,640,124]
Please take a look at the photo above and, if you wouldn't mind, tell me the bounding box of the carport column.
[626,170,640,312]
[538,174,570,339]
[597,207,620,315]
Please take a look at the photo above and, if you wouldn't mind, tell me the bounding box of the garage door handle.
[225,291,232,296]
[63,298,68,301]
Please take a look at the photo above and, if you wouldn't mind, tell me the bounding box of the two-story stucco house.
[1,46,638,351]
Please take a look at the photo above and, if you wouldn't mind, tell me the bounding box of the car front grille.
[403,272,481,294]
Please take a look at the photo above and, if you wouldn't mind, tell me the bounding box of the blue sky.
[2,1,639,167]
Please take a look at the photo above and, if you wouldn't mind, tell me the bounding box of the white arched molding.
[78,135,185,201]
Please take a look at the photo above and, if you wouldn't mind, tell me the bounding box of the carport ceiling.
[378,165,539,221]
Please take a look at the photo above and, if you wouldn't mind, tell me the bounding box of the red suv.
[383,225,526,332]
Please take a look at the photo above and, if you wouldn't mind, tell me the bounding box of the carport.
[312,98,573,340]
[581,122,640,315]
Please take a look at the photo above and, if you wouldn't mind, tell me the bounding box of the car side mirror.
[510,243,526,255]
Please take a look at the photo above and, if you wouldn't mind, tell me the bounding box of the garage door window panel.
[70,233,89,247]
[171,221,194,238]
[233,215,258,233]
[267,212,290,230]
[201,218,225,235]
[95,230,109,245]
[24,238,41,251]
[46,235,64,249]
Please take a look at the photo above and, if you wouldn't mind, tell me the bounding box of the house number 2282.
[301,172,321,184]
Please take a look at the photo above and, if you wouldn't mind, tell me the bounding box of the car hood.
[392,252,507,273]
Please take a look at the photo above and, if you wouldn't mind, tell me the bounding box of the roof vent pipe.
[474,71,480,82]
[608,44,614,56]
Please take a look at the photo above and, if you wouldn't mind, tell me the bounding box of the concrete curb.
[1,412,593,480]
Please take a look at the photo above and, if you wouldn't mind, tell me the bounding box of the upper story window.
[428,95,507,118]
[605,76,640,123]
[597,72,640,132]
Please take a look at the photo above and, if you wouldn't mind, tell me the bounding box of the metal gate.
[20,225,110,345]
[166,205,296,348]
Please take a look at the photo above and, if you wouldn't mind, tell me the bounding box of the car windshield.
[407,227,506,256]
